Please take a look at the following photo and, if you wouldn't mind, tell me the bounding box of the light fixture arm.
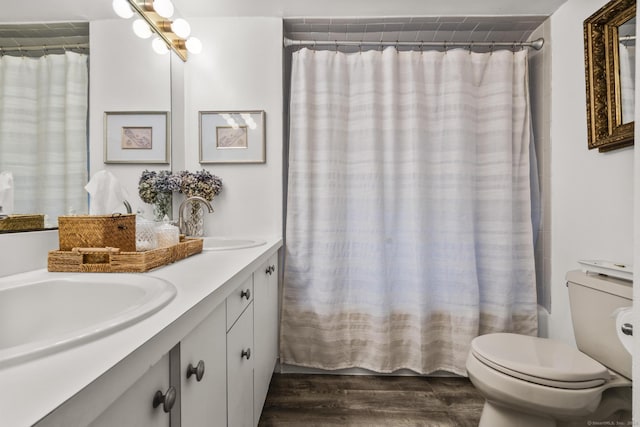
[126,0,188,61]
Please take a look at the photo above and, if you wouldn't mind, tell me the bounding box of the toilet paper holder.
[621,323,633,336]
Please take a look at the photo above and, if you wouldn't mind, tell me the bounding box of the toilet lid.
[471,333,610,390]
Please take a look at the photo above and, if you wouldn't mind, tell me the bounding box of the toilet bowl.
[466,271,632,427]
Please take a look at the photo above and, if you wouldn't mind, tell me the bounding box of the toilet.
[466,270,632,427]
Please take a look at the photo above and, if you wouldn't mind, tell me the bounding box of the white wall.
[548,0,634,346]
[633,0,640,419]
[89,20,172,217]
[182,17,283,238]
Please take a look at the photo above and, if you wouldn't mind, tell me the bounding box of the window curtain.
[0,52,88,220]
[281,47,538,376]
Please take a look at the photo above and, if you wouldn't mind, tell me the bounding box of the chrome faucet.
[178,196,214,236]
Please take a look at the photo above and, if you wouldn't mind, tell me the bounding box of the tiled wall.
[528,19,552,316]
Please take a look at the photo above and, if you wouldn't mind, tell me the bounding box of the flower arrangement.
[138,170,181,204]
[138,170,181,220]
[138,169,222,222]
[176,169,223,201]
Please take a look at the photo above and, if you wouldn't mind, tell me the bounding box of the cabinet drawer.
[226,275,253,331]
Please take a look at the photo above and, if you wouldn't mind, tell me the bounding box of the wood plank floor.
[258,373,484,426]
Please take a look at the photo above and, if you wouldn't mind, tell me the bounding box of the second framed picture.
[199,110,265,164]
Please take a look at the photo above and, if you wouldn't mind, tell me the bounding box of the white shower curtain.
[0,52,88,220]
[281,47,538,375]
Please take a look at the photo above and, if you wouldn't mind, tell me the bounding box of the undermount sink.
[201,237,266,251]
[0,273,176,367]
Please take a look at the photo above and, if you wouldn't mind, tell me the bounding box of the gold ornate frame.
[584,0,635,152]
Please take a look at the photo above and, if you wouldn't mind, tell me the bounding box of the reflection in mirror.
[0,23,89,231]
[618,17,635,124]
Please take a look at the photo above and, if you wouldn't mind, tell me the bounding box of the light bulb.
[185,37,202,54]
[171,18,191,39]
[112,0,134,18]
[153,0,174,18]
[133,19,152,39]
[152,37,169,55]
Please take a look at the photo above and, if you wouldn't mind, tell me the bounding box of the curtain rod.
[0,43,89,54]
[284,37,544,51]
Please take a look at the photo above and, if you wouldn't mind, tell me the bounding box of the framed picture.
[104,111,170,164]
[199,110,265,163]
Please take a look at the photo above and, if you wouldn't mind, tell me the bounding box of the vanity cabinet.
[35,246,281,427]
[89,353,172,427]
[179,303,227,427]
[226,276,255,427]
[253,254,278,423]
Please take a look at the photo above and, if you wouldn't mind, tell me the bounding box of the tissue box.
[58,214,136,252]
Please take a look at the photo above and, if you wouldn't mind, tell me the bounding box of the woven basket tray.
[0,214,45,231]
[47,237,203,273]
[58,214,136,252]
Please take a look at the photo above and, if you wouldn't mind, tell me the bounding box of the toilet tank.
[566,270,632,379]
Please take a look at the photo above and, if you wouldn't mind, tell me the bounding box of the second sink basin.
[201,237,266,251]
[0,273,176,367]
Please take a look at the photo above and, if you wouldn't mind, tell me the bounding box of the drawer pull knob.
[241,288,251,300]
[152,386,177,413]
[241,348,252,360]
[187,360,206,382]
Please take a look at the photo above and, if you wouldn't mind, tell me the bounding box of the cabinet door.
[180,303,227,427]
[253,254,278,423]
[227,303,254,427]
[90,353,172,427]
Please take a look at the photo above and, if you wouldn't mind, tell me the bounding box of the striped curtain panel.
[281,47,538,375]
[0,52,88,221]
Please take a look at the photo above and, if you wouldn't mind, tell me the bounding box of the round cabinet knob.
[241,288,251,300]
[187,360,206,382]
[152,386,177,413]
[241,348,251,360]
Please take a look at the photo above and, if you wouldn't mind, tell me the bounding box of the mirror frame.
[584,0,635,152]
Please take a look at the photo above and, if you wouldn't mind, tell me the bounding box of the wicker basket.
[47,237,203,273]
[0,214,45,231]
[58,214,136,252]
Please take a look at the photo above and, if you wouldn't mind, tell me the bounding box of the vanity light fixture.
[152,0,174,18]
[112,0,135,18]
[171,18,191,39]
[152,37,170,55]
[132,18,152,39]
[112,0,202,61]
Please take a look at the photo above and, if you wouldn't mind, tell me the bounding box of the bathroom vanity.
[0,236,282,427]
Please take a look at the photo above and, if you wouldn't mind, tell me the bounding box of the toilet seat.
[471,333,610,390]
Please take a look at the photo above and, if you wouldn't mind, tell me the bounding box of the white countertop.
[0,236,282,427]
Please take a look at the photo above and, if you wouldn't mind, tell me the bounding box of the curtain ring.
[443,40,448,53]
[420,41,424,54]
[468,41,473,54]
[395,40,399,52]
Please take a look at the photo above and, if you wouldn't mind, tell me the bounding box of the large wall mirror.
[0,4,177,234]
[584,0,636,152]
